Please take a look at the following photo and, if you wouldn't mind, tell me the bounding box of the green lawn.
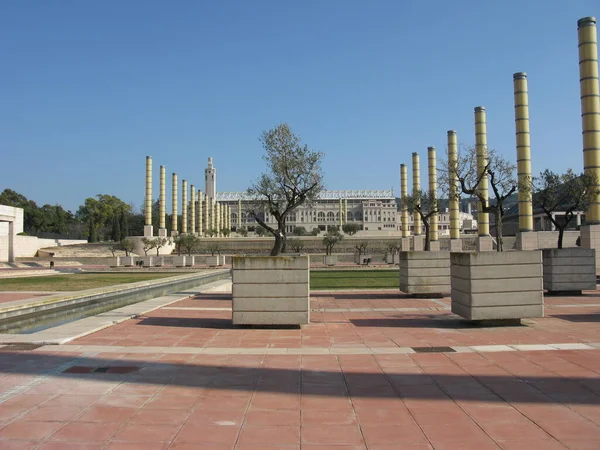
[310,270,398,290]
[0,273,187,292]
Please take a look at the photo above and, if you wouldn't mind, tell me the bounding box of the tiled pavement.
[1,286,600,448]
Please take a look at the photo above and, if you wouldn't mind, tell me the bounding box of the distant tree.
[403,189,439,251]
[221,228,231,237]
[310,228,321,236]
[287,238,305,253]
[120,238,135,256]
[109,241,120,257]
[141,237,154,256]
[255,225,268,237]
[342,222,360,236]
[328,225,339,233]
[206,242,221,256]
[179,234,200,256]
[323,230,343,255]
[206,228,219,237]
[154,237,170,256]
[292,226,307,236]
[247,123,324,255]
[530,169,599,249]
[238,227,248,237]
[354,241,369,263]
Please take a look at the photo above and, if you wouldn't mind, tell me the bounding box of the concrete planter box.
[185,256,195,267]
[172,255,187,267]
[140,256,153,267]
[354,254,372,265]
[323,255,337,266]
[206,255,225,267]
[154,256,164,267]
[232,255,310,325]
[386,253,398,264]
[399,251,450,296]
[451,251,544,321]
[116,256,134,267]
[542,248,596,294]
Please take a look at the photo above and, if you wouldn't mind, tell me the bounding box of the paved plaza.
[1,282,600,449]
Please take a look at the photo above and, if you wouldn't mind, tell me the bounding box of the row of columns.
[143,158,231,237]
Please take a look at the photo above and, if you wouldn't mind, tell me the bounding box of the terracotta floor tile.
[237,425,300,445]
[244,409,301,426]
[144,395,198,410]
[22,405,84,422]
[198,395,251,410]
[299,446,366,450]
[541,420,600,441]
[0,420,64,440]
[558,440,600,450]
[36,443,103,450]
[355,407,415,425]
[480,420,553,441]
[301,425,364,445]
[0,441,39,450]
[76,405,137,423]
[186,408,245,426]
[236,446,299,450]
[251,394,300,410]
[420,421,489,443]
[174,424,240,445]
[169,444,232,450]
[360,424,428,445]
[130,407,189,424]
[94,394,151,409]
[104,443,169,450]
[111,423,180,442]
[300,395,353,411]
[51,421,122,442]
[44,394,102,407]
[497,439,567,449]
[301,409,357,425]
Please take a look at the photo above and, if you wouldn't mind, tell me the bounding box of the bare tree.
[441,146,517,252]
[403,189,439,251]
[141,237,155,256]
[323,230,343,255]
[530,169,599,249]
[247,123,324,256]
[287,238,305,253]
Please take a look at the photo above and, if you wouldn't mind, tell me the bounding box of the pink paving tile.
[130,407,190,424]
[301,409,357,425]
[360,424,429,445]
[76,405,138,423]
[186,408,245,426]
[111,423,180,442]
[50,421,122,442]
[237,425,300,445]
[37,443,104,450]
[244,409,301,426]
[0,441,39,450]
[21,405,84,422]
[104,443,169,450]
[0,420,64,440]
[301,425,364,445]
[174,424,240,445]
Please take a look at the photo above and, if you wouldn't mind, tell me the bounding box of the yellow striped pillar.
[171,173,178,236]
[144,156,153,236]
[475,107,490,236]
[447,131,462,252]
[190,185,196,235]
[400,164,409,237]
[215,201,221,237]
[238,199,242,229]
[339,198,343,228]
[158,165,166,237]
[181,180,188,234]
[578,17,600,263]
[198,190,203,236]
[412,152,421,236]
[427,147,439,249]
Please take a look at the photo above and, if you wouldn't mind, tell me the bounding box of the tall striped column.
[339,198,343,228]
[514,73,534,232]
[158,165,166,237]
[171,173,178,236]
[475,107,489,236]
[198,190,203,236]
[400,164,409,237]
[412,152,421,236]
[190,185,196,235]
[215,202,221,237]
[427,147,438,246]
[144,156,153,236]
[238,199,242,229]
[447,131,460,240]
[181,180,188,234]
[579,17,600,224]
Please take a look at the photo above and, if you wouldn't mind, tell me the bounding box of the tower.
[205,157,216,201]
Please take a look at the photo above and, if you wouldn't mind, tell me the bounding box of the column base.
[580,225,600,268]
[516,231,537,250]
[476,235,494,252]
[143,225,154,237]
[158,228,168,238]
[171,230,178,238]
[401,237,411,251]
[429,241,440,251]
[413,235,424,251]
[449,239,463,252]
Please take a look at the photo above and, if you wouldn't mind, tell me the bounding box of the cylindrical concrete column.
[400,164,409,237]
[190,185,196,235]
[579,17,600,224]
[475,106,490,236]
[145,156,152,226]
[215,201,221,236]
[181,180,188,233]
[428,147,438,242]
[198,190,203,236]
[514,73,534,232]
[159,165,166,230]
[238,199,242,228]
[172,173,178,233]
[412,153,421,235]
[447,131,460,240]
[339,198,343,228]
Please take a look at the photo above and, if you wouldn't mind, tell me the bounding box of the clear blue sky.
[1,1,598,212]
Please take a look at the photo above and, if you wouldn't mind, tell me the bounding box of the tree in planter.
[442,146,517,252]
[386,241,402,263]
[109,241,120,257]
[206,228,219,237]
[120,238,135,257]
[287,238,305,253]
[206,242,221,256]
[342,222,360,235]
[179,234,200,256]
[238,227,248,237]
[323,230,343,255]
[141,237,155,256]
[292,226,307,236]
[355,241,369,264]
[530,169,599,249]
[310,228,321,236]
[154,237,170,256]
[402,189,439,251]
[247,123,324,256]
[221,228,231,237]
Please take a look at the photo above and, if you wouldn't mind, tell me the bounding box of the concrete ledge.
[399,251,450,296]
[452,301,543,321]
[232,311,308,325]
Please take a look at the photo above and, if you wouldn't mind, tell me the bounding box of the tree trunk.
[271,231,284,256]
[424,221,430,251]
[558,227,564,249]
[496,214,503,252]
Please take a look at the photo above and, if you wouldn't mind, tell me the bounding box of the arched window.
[355,212,363,221]
[335,212,339,220]
[288,213,296,222]
[327,212,335,222]
[231,212,238,222]
[318,212,325,222]
[241,213,247,223]
[346,211,353,221]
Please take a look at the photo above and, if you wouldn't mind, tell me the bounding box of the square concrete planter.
[542,248,596,294]
[232,255,310,325]
[116,256,134,267]
[140,256,153,267]
[206,255,225,267]
[154,256,164,267]
[451,251,544,322]
[323,255,337,266]
[185,256,195,267]
[173,255,187,267]
[386,252,398,264]
[354,254,372,265]
[399,251,450,296]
